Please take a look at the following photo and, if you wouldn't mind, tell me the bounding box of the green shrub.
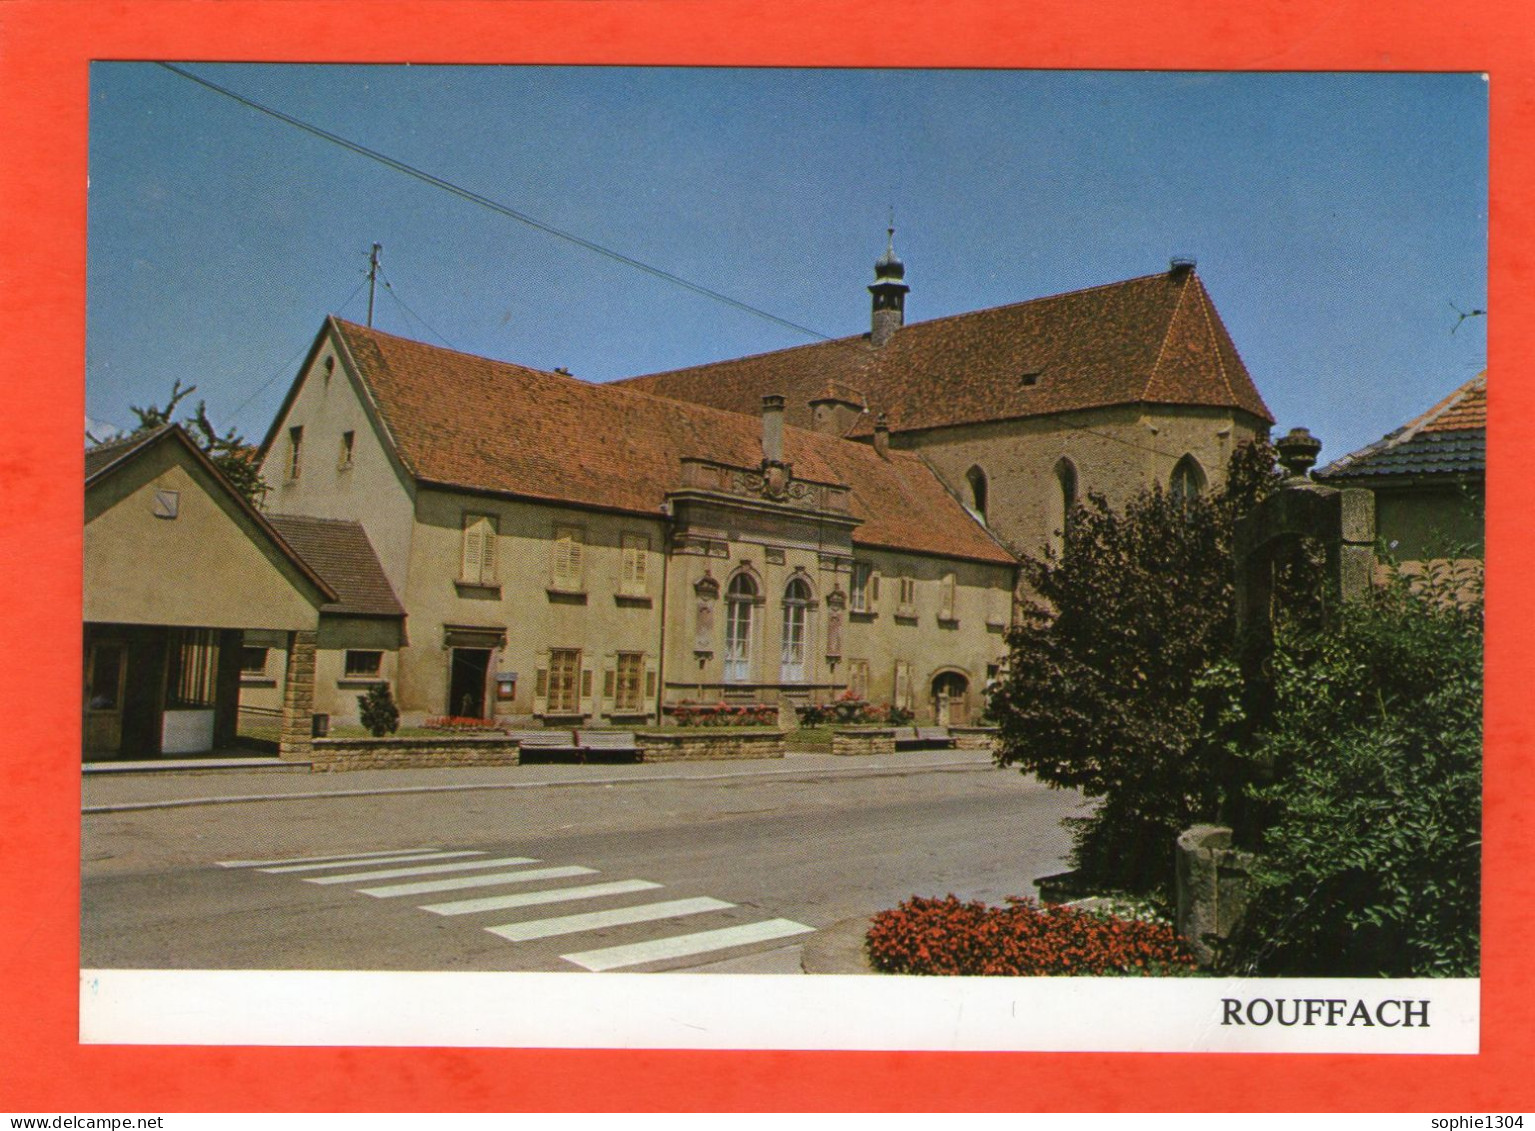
[357,681,400,737]
[989,441,1289,891]
[1216,568,1482,976]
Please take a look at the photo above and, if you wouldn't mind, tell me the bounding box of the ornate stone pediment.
[676,457,852,516]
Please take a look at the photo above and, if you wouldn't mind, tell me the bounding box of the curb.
[800,915,877,975]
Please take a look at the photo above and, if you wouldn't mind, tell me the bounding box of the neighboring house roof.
[84,424,338,602]
[315,319,1015,566]
[1317,372,1487,484]
[83,423,175,482]
[266,514,406,619]
[612,268,1273,434]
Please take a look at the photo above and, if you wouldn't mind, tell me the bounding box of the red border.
[3,0,1529,1112]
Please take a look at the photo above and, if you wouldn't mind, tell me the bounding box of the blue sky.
[86,65,1487,464]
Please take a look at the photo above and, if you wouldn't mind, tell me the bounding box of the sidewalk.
[82,748,997,814]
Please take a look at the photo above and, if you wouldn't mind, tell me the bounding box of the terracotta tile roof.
[1317,372,1487,484]
[331,320,1015,566]
[614,269,1272,433]
[266,514,406,618]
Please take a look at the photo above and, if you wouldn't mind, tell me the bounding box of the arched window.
[1049,457,1079,553]
[1170,455,1207,503]
[780,577,813,683]
[724,573,757,683]
[965,465,989,524]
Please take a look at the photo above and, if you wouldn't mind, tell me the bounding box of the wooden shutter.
[894,660,912,710]
[644,658,658,704]
[940,573,957,620]
[579,656,595,716]
[533,652,550,716]
[987,586,1010,627]
[462,514,495,583]
[869,570,881,610]
[552,526,584,590]
[602,656,617,716]
[622,534,648,596]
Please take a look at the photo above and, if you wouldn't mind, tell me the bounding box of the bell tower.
[868,224,909,347]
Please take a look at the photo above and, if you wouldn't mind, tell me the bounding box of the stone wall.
[831,727,896,756]
[311,734,522,772]
[636,729,785,762]
[949,725,999,752]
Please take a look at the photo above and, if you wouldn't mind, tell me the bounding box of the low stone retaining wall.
[831,727,896,756]
[310,735,522,772]
[950,725,1000,752]
[636,729,785,762]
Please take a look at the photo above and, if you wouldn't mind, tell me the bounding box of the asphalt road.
[81,752,1087,974]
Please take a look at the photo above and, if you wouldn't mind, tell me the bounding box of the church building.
[251,245,1272,732]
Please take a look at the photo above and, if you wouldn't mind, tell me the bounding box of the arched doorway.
[931,670,970,726]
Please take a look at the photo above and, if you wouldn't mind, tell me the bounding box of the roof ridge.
[1147,271,1191,393]
[1397,370,1487,442]
[1190,276,1238,404]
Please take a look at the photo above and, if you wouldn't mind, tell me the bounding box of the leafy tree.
[1213,567,1482,976]
[989,441,1287,891]
[96,379,269,506]
[358,681,401,737]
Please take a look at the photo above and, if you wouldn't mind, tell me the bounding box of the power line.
[377,265,458,350]
[157,63,837,345]
[157,62,1219,467]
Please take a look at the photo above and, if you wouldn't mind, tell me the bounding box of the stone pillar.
[278,629,318,760]
[1175,825,1256,968]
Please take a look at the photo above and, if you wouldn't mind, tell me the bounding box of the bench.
[892,726,956,750]
[575,730,643,764]
[507,729,583,764]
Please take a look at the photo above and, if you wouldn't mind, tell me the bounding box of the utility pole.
[366,242,383,327]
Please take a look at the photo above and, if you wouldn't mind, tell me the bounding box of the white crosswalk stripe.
[303,856,540,885]
[561,919,816,972]
[262,851,485,874]
[216,845,817,971]
[218,849,444,868]
[420,879,662,916]
[357,864,596,899]
[486,897,734,942]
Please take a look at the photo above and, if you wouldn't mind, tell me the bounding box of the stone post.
[278,629,318,760]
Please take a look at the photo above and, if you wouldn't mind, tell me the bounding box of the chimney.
[872,412,890,459]
[761,394,786,465]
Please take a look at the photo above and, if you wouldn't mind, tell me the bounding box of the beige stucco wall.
[898,404,1268,560]
[85,442,323,632]
[393,487,669,722]
[258,332,417,595]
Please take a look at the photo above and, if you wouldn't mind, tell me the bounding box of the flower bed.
[664,701,777,727]
[865,895,1199,976]
[422,716,504,732]
[797,693,914,728]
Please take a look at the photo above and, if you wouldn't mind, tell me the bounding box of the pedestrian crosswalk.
[217,847,814,971]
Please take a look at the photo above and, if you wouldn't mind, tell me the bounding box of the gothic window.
[1050,457,1079,551]
[724,572,757,683]
[965,465,989,524]
[1171,454,1207,503]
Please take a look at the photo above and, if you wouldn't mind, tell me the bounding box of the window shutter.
[602,657,617,716]
[987,586,1010,628]
[552,526,585,590]
[870,570,881,608]
[480,517,497,583]
[940,573,957,621]
[894,660,912,710]
[579,659,595,716]
[621,534,648,595]
[461,516,481,582]
[644,660,657,703]
[533,653,550,716]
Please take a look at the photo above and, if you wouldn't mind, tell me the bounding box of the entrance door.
[84,640,127,757]
[931,671,969,726]
[449,648,492,719]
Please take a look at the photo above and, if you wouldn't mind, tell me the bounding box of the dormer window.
[1020,370,1041,387]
